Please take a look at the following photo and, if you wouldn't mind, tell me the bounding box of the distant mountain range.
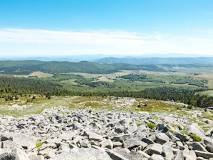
[96,57,213,65]
[0,56,213,65]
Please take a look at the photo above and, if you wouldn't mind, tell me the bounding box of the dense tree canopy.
[0,76,212,108]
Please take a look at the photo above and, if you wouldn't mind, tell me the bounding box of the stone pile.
[0,107,212,160]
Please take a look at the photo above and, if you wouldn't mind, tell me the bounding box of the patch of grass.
[202,111,213,121]
[189,133,202,142]
[36,140,43,151]
[147,122,157,129]
[199,90,213,97]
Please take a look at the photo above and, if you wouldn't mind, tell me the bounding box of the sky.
[0,0,213,57]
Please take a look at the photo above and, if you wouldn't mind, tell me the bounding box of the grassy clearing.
[196,73,213,89]
[130,98,213,131]
[0,96,112,117]
[0,96,212,132]
[199,90,213,97]
[29,71,53,78]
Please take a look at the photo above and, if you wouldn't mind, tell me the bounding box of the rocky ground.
[0,107,213,160]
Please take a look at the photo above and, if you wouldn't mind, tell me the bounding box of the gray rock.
[145,143,162,155]
[195,150,213,159]
[124,138,147,150]
[106,149,129,160]
[176,141,184,150]
[12,134,37,150]
[114,127,126,134]
[53,148,112,160]
[175,132,188,142]
[0,152,16,160]
[155,133,170,144]
[111,135,131,143]
[112,141,123,148]
[14,148,30,160]
[206,144,213,153]
[187,142,207,151]
[0,135,12,142]
[79,140,91,148]
[136,151,150,159]
[137,124,148,132]
[149,154,164,160]
[28,154,44,160]
[111,148,130,159]
[0,106,213,160]
[182,147,197,160]
[0,148,30,160]
[188,123,205,139]
[175,150,184,160]
[196,157,206,160]
[127,122,137,134]
[157,124,169,133]
[84,131,103,142]
[206,128,213,137]
[100,139,113,149]
[142,138,154,145]
[204,137,213,146]
[162,142,174,160]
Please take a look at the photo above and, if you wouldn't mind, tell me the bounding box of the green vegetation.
[120,73,207,88]
[0,95,212,133]
[147,122,157,129]
[189,133,202,142]
[0,76,64,96]
[0,74,212,108]
[0,60,212,109]
[36,140,43,151]
[0,60,164,74]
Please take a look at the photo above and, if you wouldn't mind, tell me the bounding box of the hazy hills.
[0,60,164,74]
[97,57,213,65]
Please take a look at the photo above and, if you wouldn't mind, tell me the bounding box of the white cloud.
[0,28,212,57]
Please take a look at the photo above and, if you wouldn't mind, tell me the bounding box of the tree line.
[0,76,212,108]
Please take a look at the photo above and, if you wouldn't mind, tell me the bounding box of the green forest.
[0,75,212,108]
[0,60,212,108]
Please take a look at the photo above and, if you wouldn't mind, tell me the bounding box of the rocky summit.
[0,107,213,160]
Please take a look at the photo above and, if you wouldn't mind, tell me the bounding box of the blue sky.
[0,0,213,57]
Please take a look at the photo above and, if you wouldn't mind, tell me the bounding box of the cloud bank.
[0,28,212,57]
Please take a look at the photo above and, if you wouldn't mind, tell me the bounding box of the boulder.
[142,138,154,145]
[162,142,174,160]
[188,123,205,139]
[175,132,188,142]
[0,152,16,160]
[83,131,103,142]
[124,138,147,150]
[28,154,44,160]
[175,150,184,160]
[112,141,123,148]
[204,137,213,146]
[182,147,197,160]
[155,133,170,144]
[12,134,37,150]
[156,124,169,133]
[100,139,113,149]
[0,135,13,142]
[195,150,213,159]
[187,142,207,151]
[145,143,162,156]
[53,148,112,160]
[106,149,129,160]
[149,154,164,160]
[0,148,30,160]
[206,144,213,153]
